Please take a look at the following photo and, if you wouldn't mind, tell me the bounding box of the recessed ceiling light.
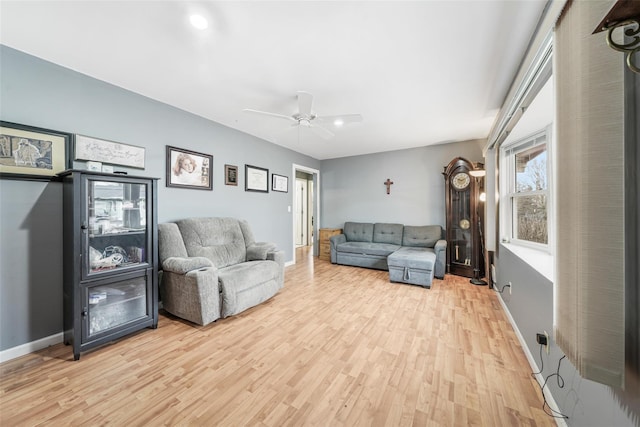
[334,119,344,127]
[190,14,208,30]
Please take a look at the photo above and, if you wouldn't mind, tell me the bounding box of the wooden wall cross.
[384,178,394,194]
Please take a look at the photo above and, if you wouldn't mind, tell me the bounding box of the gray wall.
[0,45,319,351]
[495,246,639,426]
[320,140,485,228]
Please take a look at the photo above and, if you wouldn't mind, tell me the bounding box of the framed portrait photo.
[245,164,269,193]
[0,121,71,181]
[166,146,213,190]
[272,174,288,193]
[225,164,238,186]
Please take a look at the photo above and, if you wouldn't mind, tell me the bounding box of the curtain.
[554,0,625,388]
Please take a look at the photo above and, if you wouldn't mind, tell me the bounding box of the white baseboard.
[496,294,568,427]
[0,333,64,363]
[285,260,295,267]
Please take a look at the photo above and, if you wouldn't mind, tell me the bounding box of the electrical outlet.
[509,281,512,295]
[536,331,550,354]
[544,330,549,354]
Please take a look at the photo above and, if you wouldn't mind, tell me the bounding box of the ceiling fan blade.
[316,113,364,125]
[297,91,313,117]
[309,123,335,139]
[243,108,295,122]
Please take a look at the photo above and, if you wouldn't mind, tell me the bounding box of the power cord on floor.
[532,342,544,375]
[531,344,569,420]
[492,281,511,294]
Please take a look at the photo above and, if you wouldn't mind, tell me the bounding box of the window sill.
[500,243,554,282]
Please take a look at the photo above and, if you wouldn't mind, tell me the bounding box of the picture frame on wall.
[0,121,71,181]
[166,145,213,190]
[245,164,269,193]
[225,164,238,186]
[75,134,145,169]
[272,174,288,193]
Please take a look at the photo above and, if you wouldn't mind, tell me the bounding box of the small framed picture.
[166,146,213,190]
[0,121,71,181]
[272,174,288,193]
[245,164,269,193]
[225,164,238,186]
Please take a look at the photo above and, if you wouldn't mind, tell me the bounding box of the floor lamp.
[470,166,487,286]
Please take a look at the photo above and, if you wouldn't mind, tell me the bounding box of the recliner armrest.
[162,256,214,275]
[266,249,285,270]
[247,242,278,261]
[434,239,447,253]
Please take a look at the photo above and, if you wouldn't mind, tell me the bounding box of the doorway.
[295,175,312,247]
[292,164,320,264]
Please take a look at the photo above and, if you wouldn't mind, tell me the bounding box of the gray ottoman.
[387,247,436,288]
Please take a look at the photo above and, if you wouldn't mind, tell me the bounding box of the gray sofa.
[329,222,446,287]
[158,217,284,325]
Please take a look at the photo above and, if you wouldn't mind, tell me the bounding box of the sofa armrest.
[330,234,346,246]
[434,239,447,279]
[247,242,278,261]
[162,256,214,275]
[329,234,346,263]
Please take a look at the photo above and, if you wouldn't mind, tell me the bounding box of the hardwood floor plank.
[0,246,555,426]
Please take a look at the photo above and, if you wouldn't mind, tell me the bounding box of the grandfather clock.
[443,157,484,280]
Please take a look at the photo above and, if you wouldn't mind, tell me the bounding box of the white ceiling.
[0,1,547,160]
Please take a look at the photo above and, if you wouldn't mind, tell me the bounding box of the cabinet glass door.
[85,178,149,279]
[84,275,148,338]
[451,190,473,267]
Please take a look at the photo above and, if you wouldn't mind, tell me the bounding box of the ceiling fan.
[243,91,363,139]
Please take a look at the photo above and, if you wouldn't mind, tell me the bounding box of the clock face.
[452,172,470,190]
[459,219,470,229]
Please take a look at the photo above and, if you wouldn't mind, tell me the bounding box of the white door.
[307,180,314,244]
[295,178,308,246]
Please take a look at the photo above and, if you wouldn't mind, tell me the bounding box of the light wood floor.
[1,247,554,426]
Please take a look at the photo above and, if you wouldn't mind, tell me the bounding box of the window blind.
[554,0,625,388]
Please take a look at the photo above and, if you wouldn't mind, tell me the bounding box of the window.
[501,127,550,248]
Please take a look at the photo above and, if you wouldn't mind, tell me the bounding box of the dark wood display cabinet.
[59,170,159,360]
[443,157,485,280]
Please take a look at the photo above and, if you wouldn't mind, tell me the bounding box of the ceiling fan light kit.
[243,91,362,140]
[189,14,208,30]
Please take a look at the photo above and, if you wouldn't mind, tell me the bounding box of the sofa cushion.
[373,223,404,245]
[336,241,400,257]
[402,225,442,248]
[176,217,246,268]
[343,222,374,242]
[387,246,436,270]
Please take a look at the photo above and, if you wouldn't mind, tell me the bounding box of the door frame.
[295,177,308,246]
[292,163,320,264]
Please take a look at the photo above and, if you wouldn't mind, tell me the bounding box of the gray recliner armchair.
[158,217,284,325]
